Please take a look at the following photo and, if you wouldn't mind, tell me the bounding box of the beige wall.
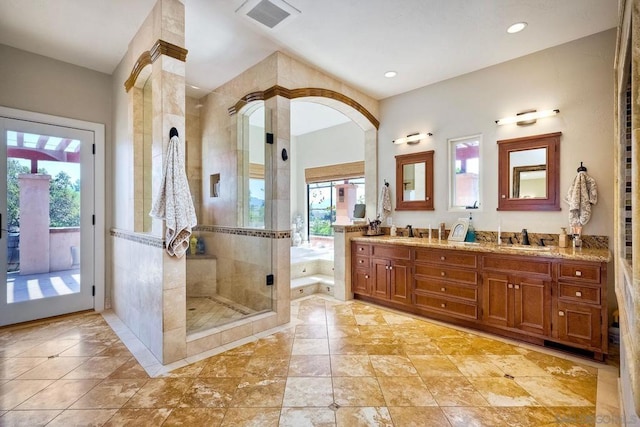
[379,29,616,238]
[0,44,112,126]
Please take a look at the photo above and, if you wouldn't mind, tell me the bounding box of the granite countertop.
[351,235,611,263]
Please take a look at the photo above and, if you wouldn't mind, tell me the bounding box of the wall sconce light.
[392,132,433,145]
[495,109,559,126]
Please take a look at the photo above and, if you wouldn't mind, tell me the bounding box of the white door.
[0,118,94,326]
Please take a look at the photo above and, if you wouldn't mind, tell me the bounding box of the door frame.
[0,106,105,313]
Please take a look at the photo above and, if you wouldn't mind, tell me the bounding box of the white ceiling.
[0,0,618,133]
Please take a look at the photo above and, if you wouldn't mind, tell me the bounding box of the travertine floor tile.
[230,377,286,407]
[387,406,450,427]
[102,408,171,426]
[279,407,336,426]
[0,409,61,426]
[288,355,331,377]
[282,377,334,407]
[70,379,147,409]
[162,407,225,426]
[332,377,385,407]
[335,406,393,427]
[123,378,193,408]
[178,377,240,408]
[377,376,437,407]
[0,296,616,426]
[369,355,419,377]
[16,379,100,410]
[46,409,118,427]
[220,407,281,426]
[423,376,490,407]
[0,379,54,410]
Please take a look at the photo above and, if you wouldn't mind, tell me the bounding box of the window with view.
[449,135,481,210]
[307,178,365,239]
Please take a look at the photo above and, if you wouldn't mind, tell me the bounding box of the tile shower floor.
[0,296,621,426]
[186,296,255,334]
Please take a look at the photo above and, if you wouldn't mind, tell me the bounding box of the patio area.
[6,268,80,304]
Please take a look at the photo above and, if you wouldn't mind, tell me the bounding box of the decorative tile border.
[332,224,368,233]
[110,229,164,248]
[194,225,290,239]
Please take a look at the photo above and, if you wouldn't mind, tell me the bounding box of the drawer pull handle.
[501,194,506,199]
[575,291,582,297]
[359,260,364,264]
[359,247,364,251]
[441,287,446,292]
[508,284,513,289]
[575,271,582,277]
[389,266,393,270]
[385,266,389,270]
[514,284,520,290]
[559,311,565,317]
[441,303,446,308]
[440,256,445,261]
[365,275,369,279]
[441,272,446,277]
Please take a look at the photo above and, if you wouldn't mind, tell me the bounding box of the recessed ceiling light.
[507,22,527,34]
[189,84,201,90]
[384,71,397,78]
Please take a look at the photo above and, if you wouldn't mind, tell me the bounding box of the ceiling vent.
[236,0,300,29]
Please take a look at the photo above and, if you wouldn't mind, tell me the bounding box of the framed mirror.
[395,150,434,210]
[497,132,561,211]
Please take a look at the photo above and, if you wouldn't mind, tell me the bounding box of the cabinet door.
[390,260,410,305]
[372,258,391,299]
[556,301,601,349]
[482,273,510,328]
[513,276,549,336]
[353,268,371,296]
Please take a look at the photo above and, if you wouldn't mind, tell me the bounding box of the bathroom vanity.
[351,236,611,360]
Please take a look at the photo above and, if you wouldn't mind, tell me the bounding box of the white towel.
[379,184,392,221]
[150,135,197,257]
[565,171,597,226]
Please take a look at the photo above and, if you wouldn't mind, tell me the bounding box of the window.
[307,178,365,239]
[449,135,481,210]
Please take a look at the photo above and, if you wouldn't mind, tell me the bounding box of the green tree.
[6,159,29,229]
[49,170,80,227]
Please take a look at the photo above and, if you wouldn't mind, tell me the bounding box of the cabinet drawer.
[372,244,411,260]
[415,264,478,285]
[415,279,477,302]
[558,283,601,305]
[415,294,478,320]
[353,244,371,256]
[354,256,370,268]
[558,262,601,284]
[482,255,552,277]
[415,249,477,268]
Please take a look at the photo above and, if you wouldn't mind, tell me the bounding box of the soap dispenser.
[190,234,198,255]
[559,227,568,248]
[465,213,476,242]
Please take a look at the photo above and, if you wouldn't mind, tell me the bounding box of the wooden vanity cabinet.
[554,260,608,358]
[413,248,479,320]
[371,245,411,305]
[351,242,411,306]
[352,243,372,295]
[350,240,609,359]
[481,255,552,338]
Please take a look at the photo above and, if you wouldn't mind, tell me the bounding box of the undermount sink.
[498,245,552,252]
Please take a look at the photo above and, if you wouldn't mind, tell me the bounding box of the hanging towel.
[379,184,392,221]
[150,134,197,257]
[565,171,598,227]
